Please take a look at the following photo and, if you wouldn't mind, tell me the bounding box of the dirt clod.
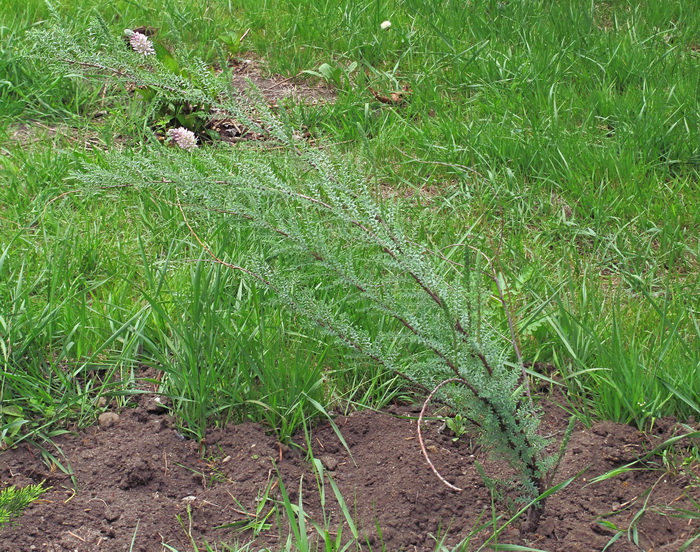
[97,412,120,428]
[319,454,338,471]
[145,397,169,414]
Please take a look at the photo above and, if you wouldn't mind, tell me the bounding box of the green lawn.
[1,0,699,518]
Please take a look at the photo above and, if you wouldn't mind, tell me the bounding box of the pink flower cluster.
[128,31,155,56]
[167,127,198,151]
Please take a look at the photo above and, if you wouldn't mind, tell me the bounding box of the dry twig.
[417,378,467,492]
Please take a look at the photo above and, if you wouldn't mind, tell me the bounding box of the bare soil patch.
[1,392,698,551]
[2,60,333,151]
[2,122,116,151]
[230,59,336,106]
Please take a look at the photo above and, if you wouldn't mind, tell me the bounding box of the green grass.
[0,133,402,445]
[1,0,699,546]
[1,0,697,426]
[2,0,698,437]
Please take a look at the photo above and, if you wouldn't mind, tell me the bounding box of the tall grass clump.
[0,152,153,447]
[134,243,333,443]
[24,20,554,530]
[544,273,700,427]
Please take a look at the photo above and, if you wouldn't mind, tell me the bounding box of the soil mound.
[1,394,698,551]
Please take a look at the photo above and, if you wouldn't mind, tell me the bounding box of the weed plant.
[0,482,49,528]
[23,21,558,529]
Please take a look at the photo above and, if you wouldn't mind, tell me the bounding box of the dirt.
[1,390,699,552]
[2,59,333,152]
[230,59,336,106]
[2,122,118,151]
[205,59,336,144]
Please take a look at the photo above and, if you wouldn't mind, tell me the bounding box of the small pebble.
[319,455,338,471]
[98,412,120,428]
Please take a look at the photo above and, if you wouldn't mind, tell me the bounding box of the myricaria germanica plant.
[25,20,554,532]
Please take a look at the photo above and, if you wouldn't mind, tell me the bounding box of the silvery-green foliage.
[22,16,270,140]
[36,21,552,509]
[73,139,551,503]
